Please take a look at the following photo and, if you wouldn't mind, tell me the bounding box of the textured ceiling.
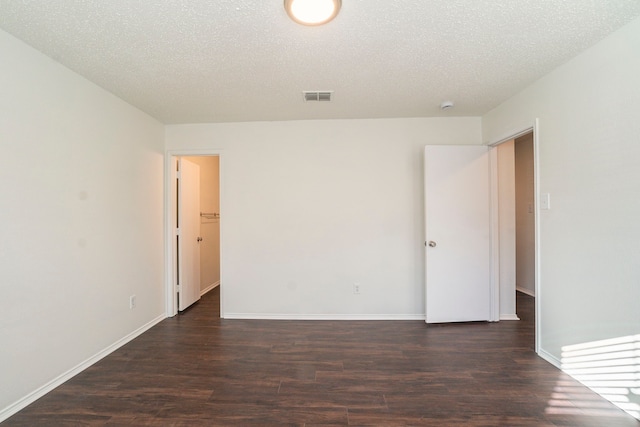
[1,1,640,124]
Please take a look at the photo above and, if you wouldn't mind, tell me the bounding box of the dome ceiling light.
[284,0,342,26]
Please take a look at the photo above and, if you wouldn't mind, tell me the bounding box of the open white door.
[178,158,201,311]
[425,145,491,323]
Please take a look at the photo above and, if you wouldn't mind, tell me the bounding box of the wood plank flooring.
[4,289,638,426]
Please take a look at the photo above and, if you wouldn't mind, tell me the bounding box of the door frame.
[165,149,224,318]
[488,119,541,353]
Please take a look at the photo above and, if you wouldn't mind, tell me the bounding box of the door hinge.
[176,228,180,236]
[176,171,181,179]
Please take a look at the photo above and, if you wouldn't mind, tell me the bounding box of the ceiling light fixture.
[284,0,342,26]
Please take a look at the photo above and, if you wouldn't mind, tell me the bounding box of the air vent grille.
[303,91,333,102]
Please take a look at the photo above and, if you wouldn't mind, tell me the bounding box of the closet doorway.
[166,152,222,318]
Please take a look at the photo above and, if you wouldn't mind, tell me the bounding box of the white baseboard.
[222,313,426,321]
[201,280,220,296]
[0,314,166,423]
[516,286,535,297]
[500,313,520,321]
[538,348,561,369]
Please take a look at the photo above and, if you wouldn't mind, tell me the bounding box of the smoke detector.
[440,101,454,110]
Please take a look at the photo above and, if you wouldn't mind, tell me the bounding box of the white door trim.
[488,119,541,354]
[165,149,224,318]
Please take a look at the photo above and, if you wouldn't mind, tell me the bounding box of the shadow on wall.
[546,334,640,420]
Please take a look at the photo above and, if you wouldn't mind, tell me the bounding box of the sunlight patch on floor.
[553,334,640,420]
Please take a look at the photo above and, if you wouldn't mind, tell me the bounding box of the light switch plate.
[541,193,551,210]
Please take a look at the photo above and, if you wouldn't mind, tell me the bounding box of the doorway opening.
[166,152,222,318]
[513,133,535,312]
[182,156,221,311]
[490,122,540,353]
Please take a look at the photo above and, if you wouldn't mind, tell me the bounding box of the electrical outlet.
[353,283,361,295]
[129,295,136,309]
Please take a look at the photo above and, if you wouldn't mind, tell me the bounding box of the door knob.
[428,241,436,247]
[197,237,203,242]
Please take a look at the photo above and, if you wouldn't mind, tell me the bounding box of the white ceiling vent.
[303,91,333,102]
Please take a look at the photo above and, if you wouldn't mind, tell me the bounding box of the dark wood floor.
[4,289,638,426]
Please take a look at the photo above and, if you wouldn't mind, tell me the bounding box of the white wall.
[167,118,482,318]
[0,30,165,418]
[483,17,640,362]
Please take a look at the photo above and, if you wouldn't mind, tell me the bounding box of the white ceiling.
[1,1,640,124]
